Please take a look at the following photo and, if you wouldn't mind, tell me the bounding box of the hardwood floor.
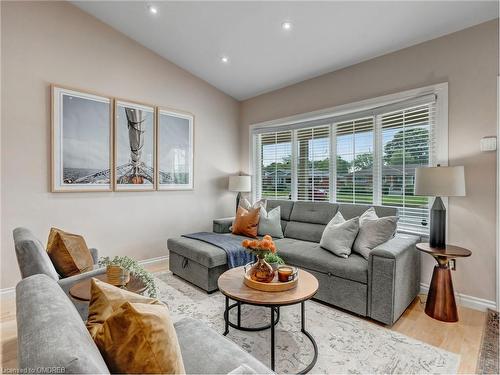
[1,260,487,373]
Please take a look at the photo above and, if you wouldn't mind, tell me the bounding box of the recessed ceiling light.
[220,56,229,64]
[148,5,158,15]
[281,21,292,30]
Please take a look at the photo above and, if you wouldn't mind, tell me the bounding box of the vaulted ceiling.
[73,1,499,100]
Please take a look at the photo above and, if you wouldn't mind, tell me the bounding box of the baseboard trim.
[138,255,169,265]
[420,283,496,312]
[0,255,170,299]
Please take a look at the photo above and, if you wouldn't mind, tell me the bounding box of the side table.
[416,242,471,322]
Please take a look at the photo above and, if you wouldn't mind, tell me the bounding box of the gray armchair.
[13,227,105,319]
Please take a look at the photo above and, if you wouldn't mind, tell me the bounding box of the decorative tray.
[243,267,298,292]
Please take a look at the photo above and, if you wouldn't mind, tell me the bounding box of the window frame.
[249,83,448,236]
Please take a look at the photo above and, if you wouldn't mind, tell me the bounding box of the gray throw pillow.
[257,206,284,238]
[320,212,359,258]
[353,215,399,259]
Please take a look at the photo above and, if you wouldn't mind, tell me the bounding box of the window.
[296,126,330,201]
[252,86,444,235]
[258,131,292,200]
[335,117,374,204]
[380,104,434,233]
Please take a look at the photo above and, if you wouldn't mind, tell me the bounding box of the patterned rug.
[155,271,459,374]
[476,309,499,374]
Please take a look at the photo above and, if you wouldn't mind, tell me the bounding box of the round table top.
[416,242,472,258]
[217,267,319,306]
[69,273,147,301]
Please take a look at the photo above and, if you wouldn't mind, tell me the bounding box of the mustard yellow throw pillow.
[46,227,93,277]
[87,279,185,374]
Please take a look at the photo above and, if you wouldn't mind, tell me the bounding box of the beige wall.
[240,20,499,302]
[1,1,240,289]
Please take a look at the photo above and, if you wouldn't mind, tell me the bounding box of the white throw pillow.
[257,206,284,238]
[353,207,399,259]
[239,197,267,211]
[320,212,359,258]
[359,206,378,225]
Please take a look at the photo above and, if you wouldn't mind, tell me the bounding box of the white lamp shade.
[414,166,466,197]
[228,175,251,192]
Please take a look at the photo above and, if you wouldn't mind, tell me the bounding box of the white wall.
[1,1,240,289]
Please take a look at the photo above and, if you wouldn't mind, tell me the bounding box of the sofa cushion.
[16,274,110,374]
[275,238,368,284]
[13,227,59,281]
[289,201,338,224]
[267,199,294,221]
[338,203,397,219]
[168,234,249,268]
[175,317,272,374]
[232,207,260,238]
[284,221,326,243]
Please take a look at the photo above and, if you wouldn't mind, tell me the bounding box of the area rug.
[155,271,459,374]
[476,309,499,374]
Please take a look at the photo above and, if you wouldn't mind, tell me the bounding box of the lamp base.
[430,196,446,248]
[236,192,242,213]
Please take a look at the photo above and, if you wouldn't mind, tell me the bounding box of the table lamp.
[414,165,465,248]
[228,175,251,212]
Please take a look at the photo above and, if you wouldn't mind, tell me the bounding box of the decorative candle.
[278,266,294,282]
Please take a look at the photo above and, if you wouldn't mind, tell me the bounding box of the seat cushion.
[168,234,250,268]
[275,238,368,284]
[174,317,272,374]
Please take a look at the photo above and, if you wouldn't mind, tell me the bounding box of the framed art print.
[156,108,194,190]
[114,100,156,191]
[51,85,113,192]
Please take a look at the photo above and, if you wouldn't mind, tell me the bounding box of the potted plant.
[241,235,277,283]
[264,253,285,271]
[98,256,157,297]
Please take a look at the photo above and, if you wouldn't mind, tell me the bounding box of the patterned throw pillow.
[320,212,359,258]
[87,279,185,374]
[239,197,267,211]
[258,206,284,238]
[46,227,93,277]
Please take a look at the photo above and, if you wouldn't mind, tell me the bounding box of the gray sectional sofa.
[168,200,421,325]
[16,274,272,374]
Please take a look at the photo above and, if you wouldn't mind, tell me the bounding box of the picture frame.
[114,99,156,191]
[51,85,113,192]
[156,107,194,190]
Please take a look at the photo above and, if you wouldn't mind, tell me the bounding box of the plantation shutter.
[296,125,330,201]
[335,117,374,204]
[378,102,436,234]
[257,131,293,200]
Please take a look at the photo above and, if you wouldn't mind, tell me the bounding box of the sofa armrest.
[213,217,234,234]
[368,234,420,325]
[89,248,99,265]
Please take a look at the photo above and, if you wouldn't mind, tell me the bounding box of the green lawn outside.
[262,191,428,207]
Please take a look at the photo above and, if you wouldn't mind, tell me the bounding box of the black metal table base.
[222,296,318,374]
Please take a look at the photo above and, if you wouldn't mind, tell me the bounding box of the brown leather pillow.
[46,227,93,277]
[87,279,185,374]
[232,206,260,238]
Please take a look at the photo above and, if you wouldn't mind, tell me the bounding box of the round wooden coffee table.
[218,267,319,374]
[69,273,147,301]
[416,242,472,322]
